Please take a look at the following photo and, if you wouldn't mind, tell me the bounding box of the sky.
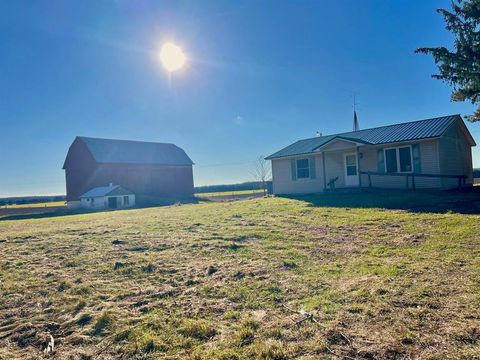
[0,0,479,197]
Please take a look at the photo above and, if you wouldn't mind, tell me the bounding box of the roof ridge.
[297,114,460,142]
[71,136,194,166]
[78,136,176,147]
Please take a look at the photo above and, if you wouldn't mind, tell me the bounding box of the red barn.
[63,136,194,207]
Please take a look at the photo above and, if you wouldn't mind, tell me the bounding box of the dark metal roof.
[266,114,466,159]
[78,136,194,166]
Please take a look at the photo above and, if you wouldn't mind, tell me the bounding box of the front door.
[344,153,359,186]
[108,197,118,209]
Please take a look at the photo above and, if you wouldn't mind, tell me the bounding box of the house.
[63,137,194,207]
[474,168,480,185]
[80,184,135,210]
[266,115,476,194]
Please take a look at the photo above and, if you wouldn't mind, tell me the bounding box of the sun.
[159,42,186,72]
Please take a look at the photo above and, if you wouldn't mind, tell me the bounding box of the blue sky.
[1,0,479,196]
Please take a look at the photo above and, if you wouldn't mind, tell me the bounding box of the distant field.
[0,201,66,209]
[195,189,264,197]
[0,192,479,359]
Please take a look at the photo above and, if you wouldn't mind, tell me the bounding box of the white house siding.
[359,147,403,189]
[81,196,105,209]
[438,123,474,188]
[127,194,136,207]
[321,139,360,152]
[418,140,442,188]
[80,194,135,209]
[359,140,441,189]
[270,137,465,194]
[111,194,136,208]
[323,151,348,188]
[271,156,324,194]
[322,140,441,189]
[271,151,353,194]
[67,200,81,209]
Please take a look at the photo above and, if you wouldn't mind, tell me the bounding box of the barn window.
[296,159,310,179]
[123,196,129,205]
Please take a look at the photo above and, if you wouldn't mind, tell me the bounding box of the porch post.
[322,152,327,191]
[356,146,362,188]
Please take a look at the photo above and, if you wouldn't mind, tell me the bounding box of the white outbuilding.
[79,184,135,210]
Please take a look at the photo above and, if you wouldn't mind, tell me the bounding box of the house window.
[384,146,412,173]
[296,159,310,179]
[345,154,357,176]
[399,147,412,172]
[91,198,95,206]
[123,196,129,205]
[385,149,398,173]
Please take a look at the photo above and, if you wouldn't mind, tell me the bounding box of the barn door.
[108,197,118,209]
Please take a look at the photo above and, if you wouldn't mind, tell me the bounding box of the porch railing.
[359,171,468,191]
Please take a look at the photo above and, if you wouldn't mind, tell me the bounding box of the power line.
[195,160,253,168]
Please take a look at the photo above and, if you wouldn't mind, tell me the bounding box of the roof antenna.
[353,94,360,131]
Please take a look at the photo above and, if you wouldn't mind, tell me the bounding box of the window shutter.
[377,149,385,173]
[309,157,316,179]
[412,144,421,173]
[291,159,297,180]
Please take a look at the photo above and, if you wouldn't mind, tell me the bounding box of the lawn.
[0,192,479,359]
[0,201,66,209]
[195,189,264,197]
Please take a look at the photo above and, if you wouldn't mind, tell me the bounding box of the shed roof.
[80,185,133,198]
[266,114,474,159]
[77,136,194,166]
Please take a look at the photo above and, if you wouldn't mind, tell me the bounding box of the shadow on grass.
[285,188,480,214]
[0,198,200,221]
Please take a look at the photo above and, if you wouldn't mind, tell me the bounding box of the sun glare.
[159,42,186,72]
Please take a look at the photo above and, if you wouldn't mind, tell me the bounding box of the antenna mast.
[352,94,359,131]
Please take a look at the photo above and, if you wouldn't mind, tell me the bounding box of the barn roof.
[266,114,475,159]
[77,136,194,166]
[80,184,133,198]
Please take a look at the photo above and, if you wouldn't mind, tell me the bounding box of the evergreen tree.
[416,0,480,121]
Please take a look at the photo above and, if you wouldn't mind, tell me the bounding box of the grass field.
[0,201,66,209]
[0,192,479,359]
[195,189,264,197]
